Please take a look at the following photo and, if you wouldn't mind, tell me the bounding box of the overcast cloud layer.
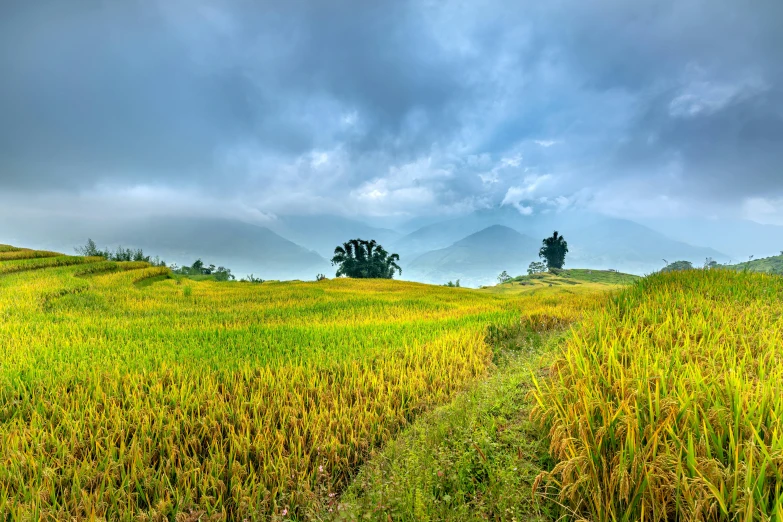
[1,0,782,224]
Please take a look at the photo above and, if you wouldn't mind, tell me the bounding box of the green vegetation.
[6,239,780,521]
[171,258,235,281]
[75,238,166,266]
[335,351,552,521]
[661,259,694,272]
[527,261,547,274]
[539,231,568,270]
[485,268,640,295]
[725,253,783,274]
[331,238,401,279]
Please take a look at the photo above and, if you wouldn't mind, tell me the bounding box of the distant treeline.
[76,238,166,266]
[170,259,235,282]
[75,239,243,281]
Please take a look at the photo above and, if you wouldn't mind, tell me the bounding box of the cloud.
[742,197,783,226]
[501,174,552,214]
[0,0,781,222]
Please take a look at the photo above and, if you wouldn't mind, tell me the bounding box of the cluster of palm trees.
[331,238,401,279]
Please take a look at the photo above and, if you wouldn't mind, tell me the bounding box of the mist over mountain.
[0,205,757,285]
[566,218,728,274]
[0,216,330,280]
[638,218,783,262]
[266,215,400,259]
[405,225,539,287]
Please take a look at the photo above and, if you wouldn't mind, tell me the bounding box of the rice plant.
[532,269,783,521]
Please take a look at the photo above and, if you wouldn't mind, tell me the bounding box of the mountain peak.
[454,224,531,247]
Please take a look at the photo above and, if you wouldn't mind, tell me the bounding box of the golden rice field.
[0,244,607,521]
[533,269,783,521]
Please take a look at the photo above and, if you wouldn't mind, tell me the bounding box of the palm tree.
[539,231,569,270]
[331,239,402,278]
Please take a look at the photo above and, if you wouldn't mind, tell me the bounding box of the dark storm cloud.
[0,0,781,217]
[0,0,471,192]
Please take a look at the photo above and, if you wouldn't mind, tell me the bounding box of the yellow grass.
[532,269,783,521]
[0,246,610,521]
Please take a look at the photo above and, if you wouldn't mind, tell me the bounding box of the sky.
[1,0,782,226]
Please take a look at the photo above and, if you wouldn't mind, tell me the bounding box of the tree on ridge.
[539,231,569,270]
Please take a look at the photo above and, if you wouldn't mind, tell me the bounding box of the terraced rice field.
[0,245,606,520]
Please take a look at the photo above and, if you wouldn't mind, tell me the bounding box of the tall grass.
[533,269,783,521]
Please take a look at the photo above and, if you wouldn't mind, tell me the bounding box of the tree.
[497,271,511,284]
[703,257,718,269]
[443,279,461,287]
[191,259,205,274]
[661,260,694,272]
[316,273,327,281]
[527,261,547,274]
[213,266,235,281]
[75,238,102,257]
[331,239,401,279]
[539,231,568,270]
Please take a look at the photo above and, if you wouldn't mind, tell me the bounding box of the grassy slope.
[481,268,639,295]
[725,253,783,274]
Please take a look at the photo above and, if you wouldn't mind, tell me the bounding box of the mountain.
[392,206,606,260]
[265,215,401,258]
[567,218,729,274]
[115,217,331,279]
[639,217,783,261]
[0,216,330,280]
[394,207,730,276]
[405,225,539,287]
[1,206,735,282]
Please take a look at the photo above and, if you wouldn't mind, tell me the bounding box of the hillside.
[724,253,783,274]
[483,268,640,294]
[405,225,538,286]
[112,217,332,279]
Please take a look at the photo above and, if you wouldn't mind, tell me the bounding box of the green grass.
[333,326,566,522]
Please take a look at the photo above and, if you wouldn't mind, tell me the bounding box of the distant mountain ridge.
[406,225,538,287]
[2,206,764,284]
[393,208,729,283]
[0,215,331,280]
